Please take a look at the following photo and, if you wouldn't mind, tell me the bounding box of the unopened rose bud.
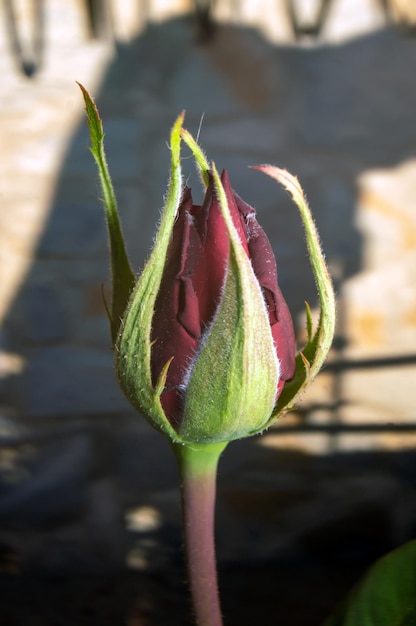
[80,87,335,446]
[144,166,296,443]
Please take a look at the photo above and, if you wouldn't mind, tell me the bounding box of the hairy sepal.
[115,114,185,442]
[252,166,336,423]
[179,164,279,443]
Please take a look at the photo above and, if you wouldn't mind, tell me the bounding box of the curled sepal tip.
[252,165,336,421]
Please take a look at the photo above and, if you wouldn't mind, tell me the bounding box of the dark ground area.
[1,441,415,625]
[0,554,371,626]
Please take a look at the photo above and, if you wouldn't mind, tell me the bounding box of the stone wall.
[0,1,416,624]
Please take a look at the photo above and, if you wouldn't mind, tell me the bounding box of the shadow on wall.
[1,8,415,514]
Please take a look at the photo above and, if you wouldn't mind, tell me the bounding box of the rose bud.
[79,89,335,446]
[117,146,296,443]
[147,167,296,441]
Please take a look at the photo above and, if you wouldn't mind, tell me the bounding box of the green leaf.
[78,82,135,344]
[323,540,416,626]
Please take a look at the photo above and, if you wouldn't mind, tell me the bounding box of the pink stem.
[173,442,228,626]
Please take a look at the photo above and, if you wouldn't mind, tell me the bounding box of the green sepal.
[252,166,336,423]
[78,83,135,345]
[179,163,279,443]
[305,300,313,343]
[114,113,185,442]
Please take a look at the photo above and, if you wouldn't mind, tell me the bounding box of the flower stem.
[172,441,228,626]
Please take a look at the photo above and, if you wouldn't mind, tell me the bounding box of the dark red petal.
[151,189,200,408]
[191,174,230,326]
[151,181,230,425]
[271,285,297,382]
[219,170,250,255]
[177,275,201,340]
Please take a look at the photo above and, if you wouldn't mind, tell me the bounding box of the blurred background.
[1,0,416,624]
